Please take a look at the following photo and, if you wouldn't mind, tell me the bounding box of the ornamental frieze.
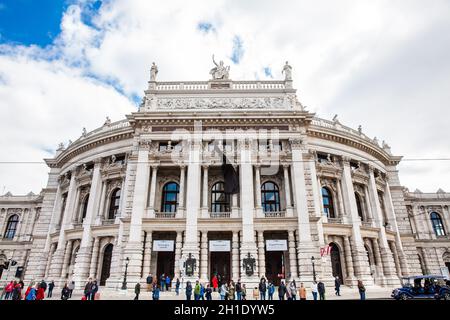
[155,96,290,110]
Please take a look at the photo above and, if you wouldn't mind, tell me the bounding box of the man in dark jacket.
[47,281,55,298]
[84,278,93,300]
[146,274,153,292]
[318,280,326,300]
[258,278,267,300]
[235,280,242,300]
[134,283,141,300]
[40,280,47,292]
[90,280,99,300]
[334,276,341,296]
[278,280,287,300]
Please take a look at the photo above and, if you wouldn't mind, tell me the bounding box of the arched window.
[430,212,446,236]
[108,189,121,219]
[81,194,89,221]
[321,187,335,218]
[355,192,364,221]
[161,182,179,213]
[4,215,19,239]
[211,182,230,212]
[261,181,281,212]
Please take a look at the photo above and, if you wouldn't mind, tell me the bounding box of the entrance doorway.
[446,262,450,274]
[330,243,343,281]
[100,244,113,286]
[210,251,231,286]
[156,251,175,279]
[265,251,285,285]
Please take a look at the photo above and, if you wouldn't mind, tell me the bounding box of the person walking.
[311,281,318,300]
[175,278,180,296]
[165,275,171,292]
[194,280,201,300]
[152,285,160,300]
[185,281,192,300]
[299,282,307,300]
[317,280,325,300]
[335,276,341,296]
[68,281,75,298]
[258,278,267,300]
[146,274,153,292]
[289,280,297,300]
[267,282,275,300]
[228,281,235,300]
[212,275,219,292]
[205,284,212,300]
[358,280,366,300]
[236,279,242,300]
[47,280,55,298]
[134,282,141,300]
[278,280,287,300]
[61,283,70,300]
[91,280,99,300]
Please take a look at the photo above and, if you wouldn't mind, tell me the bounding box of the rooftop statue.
[210,55,230,80]
[282,61,292,81]
[150,62,158,81]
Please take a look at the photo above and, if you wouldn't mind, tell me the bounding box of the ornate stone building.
[1,62,449,291]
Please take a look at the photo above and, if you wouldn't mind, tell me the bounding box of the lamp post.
[121,257,130,290]
[311,256,316,282]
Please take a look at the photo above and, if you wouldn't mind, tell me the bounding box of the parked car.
[391,275,447,300]
[434,281,450,300]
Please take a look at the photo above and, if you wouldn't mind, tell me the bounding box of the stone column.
[174,232,182,279]
[142,231,152,278]
[148,164,158,218]
[257,231,265,277]
[371,238,386,284]
[336,179,346,217]
[239,139,259,285]
[389,241,402,277]
[232,231,240,281]
[88,237,100,278]
[177,164,186,218]
[182,136,202,283]
[72,160,103,287]
[123,140,150,288]
[343,236,355,284]
[200,231,208,282]
[288,230,298,279]
[201,164,209,218]
[283,164,294,217]
[289,138,316,282]
[49,170,77,280]
[363,186,374,223]
[231,194,239,218]
[44,243,57,278]
[95,182,106,224]
[254,165,263,217]
[60,240,73,279]
[70,187,81,224]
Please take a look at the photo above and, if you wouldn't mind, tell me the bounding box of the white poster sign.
[209,240,231,252]
[440,267,450,279]
[266,239,288,251]
[153,240,175,252]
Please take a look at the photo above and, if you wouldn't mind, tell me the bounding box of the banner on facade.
[320,245,331,257]
[153,240,175,252]
[266,239,287,251]
[209,240,231,252]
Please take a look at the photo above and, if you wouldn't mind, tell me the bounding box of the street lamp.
[311,256,316,282]
[121,257,130,290]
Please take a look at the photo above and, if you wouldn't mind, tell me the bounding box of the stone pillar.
[44,243,57,278]
[89,237,100,278]
[232,231,240,281]
[336,179,346,217]
[201,164,209,218]
[367,166,398,284]
[143,231,152,278]
[288,230,298,279]
[231,194,239,218]
[182,137,202,283]
[200,231,208,282]
[341,157,372,284]
[174,232,182,280]
[95,182,107,224]
[122,141,150,288]
[257,231,265,277]
[72,160,103,288]
[289,138,316,282]
[389,241,402,277]
[239,139,259,285]
[371,238,386,284]
[283,164,294,217]
[177,164,186,218]
[363,186,374,223]
[148,164,158,218]
[60,240,73,279]
[254,165,263,217]
[49,170,77,280]
[343,236,355,284]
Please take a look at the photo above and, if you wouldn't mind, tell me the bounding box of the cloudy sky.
[0,0,449,194]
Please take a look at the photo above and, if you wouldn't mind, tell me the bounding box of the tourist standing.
[153,285,160,300]
[91,280,99,300]
[12,281,22,300]
[36,285,45,300]
[311,281,318,300]
[335,276,341,296]
[185,281,192,300]
[160,274,166,292]
[84,278,93,300]
[5,281,14,299]
[68,281,75,298]
[146,274,153,292]
[48,280,55,298]
[318,280,325,300]
[175,278,180,295]
[242,284,247,300]
[26,284,38,300]
[205,284,212,300]
[358,280,366,300]
[39,279,47,294]
[61,283,70,300]
[212,275,219,292]
[299,282,307,300]
[267,282,275,300]
[236,279,242,300]
[134,282,141,300]
[228,281,235,300]
[165,275,171,291]
[289,280,297,300]
[194,280,201,300]
[219,283,227,300]
[278,280,287,300]
[258,278,267,300]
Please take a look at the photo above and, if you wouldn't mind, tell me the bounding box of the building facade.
[1,62,449,291]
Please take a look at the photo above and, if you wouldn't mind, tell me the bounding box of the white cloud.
[1,0,450,193]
